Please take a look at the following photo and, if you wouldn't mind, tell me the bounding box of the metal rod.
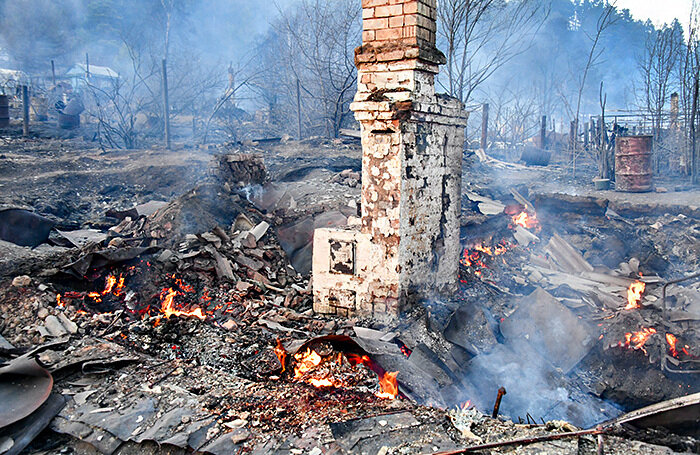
[492,386,506,418]
[435,428,606,454]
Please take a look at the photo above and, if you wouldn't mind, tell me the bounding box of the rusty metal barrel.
[0,95,9,128]
[615,135,653,192]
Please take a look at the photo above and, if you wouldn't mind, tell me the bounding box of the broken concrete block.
[44,315,68,337]
[513,225,539,246]
[57,312,78,334]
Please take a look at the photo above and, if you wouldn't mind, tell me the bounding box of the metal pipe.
[492,386,506,418]
[435,427,606,454]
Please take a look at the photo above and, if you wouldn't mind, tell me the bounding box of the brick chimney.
[312,0,466,319]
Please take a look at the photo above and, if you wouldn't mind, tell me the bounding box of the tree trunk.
[481,103,489,151]
[162,59,171,150]
[692,76,699,185]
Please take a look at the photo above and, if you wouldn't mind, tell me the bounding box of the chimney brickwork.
[312,0,467,319]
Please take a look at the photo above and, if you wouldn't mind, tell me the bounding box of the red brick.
[362,0,390,7]
[362,30,376,42]
[375,4,403,17]
[376,28,402,41]
[364,17,388,30]
[377,49,405,61]
[389,15,404,27]
[403,1,418,14]
[362,8,375,19]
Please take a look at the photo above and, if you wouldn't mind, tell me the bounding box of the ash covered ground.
[0,125,699,454]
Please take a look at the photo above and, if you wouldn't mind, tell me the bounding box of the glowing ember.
[293,348,323,380]
[290,348,399,399]
[307,378,335,388]
[624,281,646,310]
[619,327,657,355]
[376,370,399,399]
[159,287,206,320]
[665,333,690,358]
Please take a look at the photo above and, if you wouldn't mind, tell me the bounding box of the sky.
[615,0,694,29]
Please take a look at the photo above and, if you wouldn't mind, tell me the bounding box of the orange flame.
[619,327,656,354]
[290,349,398,399]
[459,400,473,410]
[511,211,538,230]
[666,333,690,358]
[274,339,287,372]
[375,371,399,399]
[56,293,64,308]
[103,275,117,294]
[160,288,206,320]
[624,281,646,310]
[292,348,323,380]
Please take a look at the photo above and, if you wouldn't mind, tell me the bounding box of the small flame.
[307,378,335,387]
[625,281,646,310]
[104,275,117,294]
[274,339,287,372]
[56,293,64,308]
[666,333,690,358]
[511,211,538,230]
[619,327,656,355]
[160,288,206,320]
[458,400,473,410]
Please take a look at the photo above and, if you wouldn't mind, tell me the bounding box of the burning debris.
[625,280,646,310]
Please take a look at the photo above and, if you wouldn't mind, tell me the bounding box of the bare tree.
[677,3,700,178]
[437,0,548,105]
[84,40,160,149]
[272,0,360,138]
[566,2,617,177]
[639,23,683,140]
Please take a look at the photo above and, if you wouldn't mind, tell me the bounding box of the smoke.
[0,0,82,73]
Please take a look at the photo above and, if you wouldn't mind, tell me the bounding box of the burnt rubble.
[0,130,698,453]
[0,0,699,450]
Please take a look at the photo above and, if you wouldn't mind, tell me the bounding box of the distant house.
[65,63,119,89]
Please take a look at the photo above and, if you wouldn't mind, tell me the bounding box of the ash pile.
[0,147,698,455]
